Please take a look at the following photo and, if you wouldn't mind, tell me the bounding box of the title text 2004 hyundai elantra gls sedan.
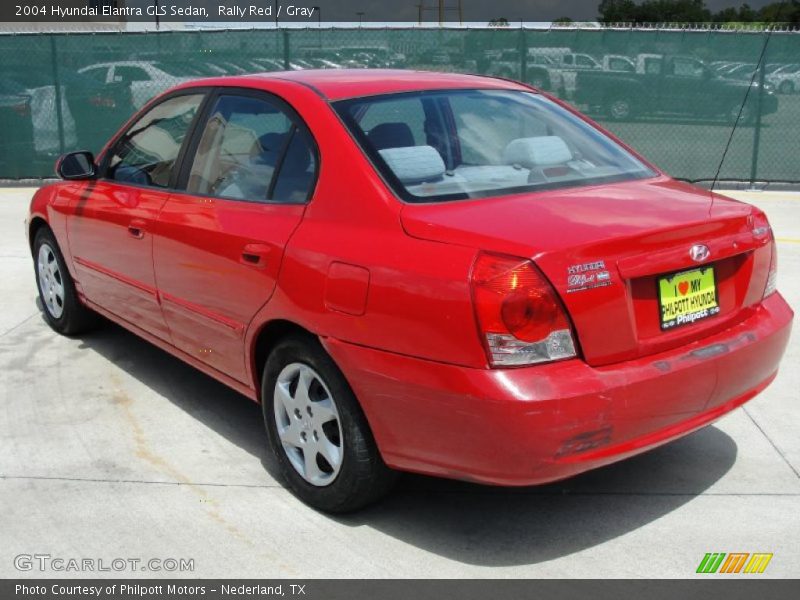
[27,70,793,512]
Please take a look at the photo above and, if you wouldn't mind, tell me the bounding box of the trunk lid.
[401,176,772,366]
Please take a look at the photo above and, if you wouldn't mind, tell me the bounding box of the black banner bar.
[0,0,762,24]
[3,580,800,600]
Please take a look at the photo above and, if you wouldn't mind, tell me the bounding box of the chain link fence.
[0,26,798,184]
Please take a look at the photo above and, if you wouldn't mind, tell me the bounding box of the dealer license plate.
[658,267,720,330]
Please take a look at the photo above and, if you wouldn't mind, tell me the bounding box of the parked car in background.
[767,63,800,94]
[0,79,35,176]
[28,70,792,512]
[575,54,778,122]
[5,66,134,166]
[720,63,758,80]
[6,66,77,156]
[483,49,553,91]
[718,63,779,96]
[601,55,636,72]
[78,60,194,109]
[61,71,134,153]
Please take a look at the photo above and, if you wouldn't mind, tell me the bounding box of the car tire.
[778,81,794,95]
[608,97,634,121]
[262,333,397,513]
[33,227,99,336]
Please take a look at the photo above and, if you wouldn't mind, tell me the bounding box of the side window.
[186,94,307,203]
[271,128,317,203]
[82,67,108,83]
[359,97,426,148]
[644,58,662,75]
[609,58,634,72]
[114,66,151,83]
[106,93,204,188]
[671,59,704,78]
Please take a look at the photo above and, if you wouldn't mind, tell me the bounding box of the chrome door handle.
[241,243,271,267]
[128,219,146,239]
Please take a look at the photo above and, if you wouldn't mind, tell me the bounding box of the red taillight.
[89,95,116,108]
[12,101,30,117]
[471,253,577,367]
[764,241,778,298]
[750,212,778,298]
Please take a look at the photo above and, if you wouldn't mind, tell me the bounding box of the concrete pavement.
[1,187,798,578]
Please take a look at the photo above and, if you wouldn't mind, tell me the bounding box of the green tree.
[759,1,800,25]
[599,0,710,22]
[598,0,800,25]
[598,0,638,22]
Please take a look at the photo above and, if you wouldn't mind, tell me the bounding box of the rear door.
[153,89,318,383]
[663,57,714,115]
[67,91,206,340]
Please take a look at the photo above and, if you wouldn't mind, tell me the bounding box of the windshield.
[334,89,656,202]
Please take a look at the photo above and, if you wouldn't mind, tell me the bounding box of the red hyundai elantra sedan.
[27,70,793,512]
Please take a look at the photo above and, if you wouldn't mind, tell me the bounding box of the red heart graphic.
[678,281,689,296]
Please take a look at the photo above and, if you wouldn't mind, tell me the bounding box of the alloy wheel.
[37,243,65,319]
[610,99,631,120]
[273,363,344,486]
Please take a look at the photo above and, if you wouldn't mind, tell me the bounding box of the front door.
[67,92,206,340]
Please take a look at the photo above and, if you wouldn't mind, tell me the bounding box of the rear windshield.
[334,89,656,202]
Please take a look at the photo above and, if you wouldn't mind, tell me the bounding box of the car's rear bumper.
[323,293,793,486]
[761,93,779,115]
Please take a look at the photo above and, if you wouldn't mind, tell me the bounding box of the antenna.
[710,7,786,192]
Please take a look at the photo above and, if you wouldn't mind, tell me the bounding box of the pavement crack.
[0,312,38,338]
[1,475,799,497]
[743,406,800,479]
[0,473,283,488]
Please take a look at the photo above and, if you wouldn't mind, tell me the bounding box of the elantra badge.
[690,244,710,263]
[566,260,613,293]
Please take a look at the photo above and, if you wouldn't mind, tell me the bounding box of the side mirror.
[56,151,96,180]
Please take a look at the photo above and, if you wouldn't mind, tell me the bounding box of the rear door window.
[185,93,317,203]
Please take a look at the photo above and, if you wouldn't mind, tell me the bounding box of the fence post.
[748,34,767,188]
[49,35,66,157]
[519,26,528,83]
[283,29,290,70]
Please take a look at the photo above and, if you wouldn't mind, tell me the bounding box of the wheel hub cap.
[37,243,65,319]
[273,363,344,487]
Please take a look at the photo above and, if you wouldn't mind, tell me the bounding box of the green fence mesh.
[0,27,798,183]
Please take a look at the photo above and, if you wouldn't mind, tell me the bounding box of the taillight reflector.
[471,253,577,367]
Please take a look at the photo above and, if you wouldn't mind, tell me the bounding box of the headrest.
[503,136,573,168]
[378,146,446,184]
[368,122,415,150]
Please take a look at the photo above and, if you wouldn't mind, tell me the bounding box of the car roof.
[80,61,155,69]
[192,69,530,101]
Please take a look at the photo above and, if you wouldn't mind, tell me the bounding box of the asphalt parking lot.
[1,187,798,578]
